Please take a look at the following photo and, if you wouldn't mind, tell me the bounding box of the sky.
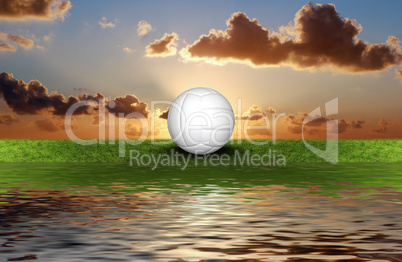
[0,0,401,139]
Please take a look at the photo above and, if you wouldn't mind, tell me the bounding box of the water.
[0,163,401,261]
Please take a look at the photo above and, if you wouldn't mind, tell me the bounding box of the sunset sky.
[0,0,401,139]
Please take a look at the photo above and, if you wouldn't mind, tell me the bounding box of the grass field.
[0,139,400,162]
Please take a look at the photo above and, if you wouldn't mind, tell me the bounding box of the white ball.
[168,87,234,155]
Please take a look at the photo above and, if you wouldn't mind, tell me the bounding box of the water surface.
[0,163,401,261]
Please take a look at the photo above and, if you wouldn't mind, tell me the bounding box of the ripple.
[0,163,401,261]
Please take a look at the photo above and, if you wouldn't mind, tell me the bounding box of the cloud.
[106,95,149,118]
[159,108,169,119]
[0,32,7,41]
[146,33,178,57]
[396,69,402,80]
[73,87,87,92]
[43,33,54,42]
[0,114,18,125]
[237,106,364,136]
[246,128,272,138]
[125,123,142,137]
[0,72,150,118]
[161,103,367,137]
[122,47,135,54]
[34,118,61,132]
[336,119,365,134]
[240,105,277,120]
[241,105,265,120]
[283,112,365,134]
[0,31,44,51]
[0,72,100,115]
[180,4,401,72]
[349,120,365,129]
[0,0,72,21]
[98,17,117,29]
[161,104,277,122]
[0,42,16,52]
[337,119,350,134]
[125,123,160,138]
[372,119,389,133]
[284,112,327,134]
[287,125,303,135]
[35,44,45,50]
[7,34,34,49]
[137,20,153,37]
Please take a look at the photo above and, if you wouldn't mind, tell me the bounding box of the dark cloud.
[284,113,327,134]
[0,72,149,118]
[284,113,365,134]
[180,4,401,72]
[106,95,149,118]
[73,87,87,92]
[349,120,365,129]
[146,33,178,57]
[0,0,72,21]
[336,119,366,133]
[0,42,16,52]
[239,106,364,135]
[0,114,18,125]
[0,72,99,115]
[34,118,60,132]
[337,119,349,134]
[287,125,303,135]
[0,73,55,114]
[372,119,389,133]
[238,106,365,135]
[159,108,169,119]
[52,92,105,116]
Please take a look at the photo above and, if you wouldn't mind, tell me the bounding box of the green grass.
[0,139,400,162]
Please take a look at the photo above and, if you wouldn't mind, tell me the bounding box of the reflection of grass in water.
[0,162,401,200]
[0,139,401,162]
[0,139,400,199]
